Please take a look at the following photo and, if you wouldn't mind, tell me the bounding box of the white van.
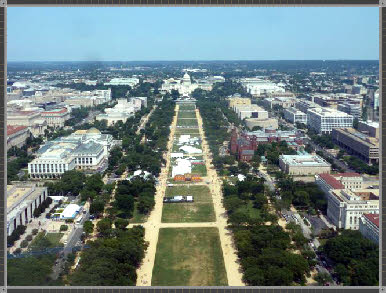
[76,216,83,224]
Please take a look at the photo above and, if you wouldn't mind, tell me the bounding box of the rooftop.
[41,108,68,114]
[318,173,345,189]
[280,154,330,167]
[363,213,379,228]
[308,107,353,117]
[7,125,28,136]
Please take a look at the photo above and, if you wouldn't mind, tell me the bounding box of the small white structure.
[60,204,81,219]
[172,158,192,177]
[49,196,66,203]
[179,145,202,154]
[186,196,193,202]
[238,174,246,181]
[179,135,191,144]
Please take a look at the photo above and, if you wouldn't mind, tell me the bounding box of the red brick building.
[230,128,303,162]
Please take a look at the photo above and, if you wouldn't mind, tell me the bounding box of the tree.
[315,272,332,285]
[83,221,94,236]
[114,218,129,230]
[90,199,105,216]
[96,218,112,237]
[61,170,86,196]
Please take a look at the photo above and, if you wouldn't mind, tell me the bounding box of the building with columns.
[7,125,30,150]
[7,183,48,236]
[41,107,71,128]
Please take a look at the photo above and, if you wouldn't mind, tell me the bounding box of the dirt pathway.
[195,109,245,286]
[135,105,179,286]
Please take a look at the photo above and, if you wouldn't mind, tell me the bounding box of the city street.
[303,138,355,173]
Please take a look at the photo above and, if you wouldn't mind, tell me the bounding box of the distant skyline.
[8,7,379,62]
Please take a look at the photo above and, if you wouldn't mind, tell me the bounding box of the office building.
[331,128,379,164]
[104,77,139,87]
[359,213,379,245]
[7,125,29,150]
[358,120,379,138]
[307,107,353,134]
[262,97,297,109]
[327,188,379,230]
[295,100,320,113]
[315,173,364,195]
[279,154,331,175]
[7,110,47,137]
[7,183,48,236]
[41,108,71,128]
[337,102,362,119]
[283,107,307,124]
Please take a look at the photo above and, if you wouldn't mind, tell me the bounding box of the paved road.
[51,211,89,280]
[257,167,276,192]
[303,138,355,173]
[75,110,100,127]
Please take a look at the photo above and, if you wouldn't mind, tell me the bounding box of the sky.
[7,7,379,61]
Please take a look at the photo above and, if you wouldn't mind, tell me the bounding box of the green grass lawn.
[178,104,196,111]
[152,227,228,286]
[235,200,262,219]
[129,202,148,223]
[45,233,64,246]
[177,118,198,127]
[162,185,215,223]
[29,232,64,250]
[191,163,207,176]
[175,128,200,135]
[178,111,197,119]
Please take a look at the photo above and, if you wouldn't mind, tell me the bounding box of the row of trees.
[112,177,156,219]
[69,225,148,286]
[342,155,379,175]
[320,230,379,286]
[223,177,277,226]
[196,83,315,286]
[275,172,327,214]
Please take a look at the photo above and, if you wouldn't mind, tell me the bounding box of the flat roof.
[280,154,330,167]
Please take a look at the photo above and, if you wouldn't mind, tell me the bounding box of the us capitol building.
[161,72,224,96]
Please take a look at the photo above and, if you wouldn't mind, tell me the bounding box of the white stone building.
[327,188,379,230]
[7,125,30,150]
[7,183,48,236]
[7,110,47,137]
[40,108,71,128]
[307,107,354,134]
[104,78,139,87]
[283,107,307,124]
[28,128,116,179]
[359,213,379,245]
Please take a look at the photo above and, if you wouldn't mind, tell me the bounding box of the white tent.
[172,158,192,177]
[179,135,191,144]
[179,145,202,154]
[60,204,81,219]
